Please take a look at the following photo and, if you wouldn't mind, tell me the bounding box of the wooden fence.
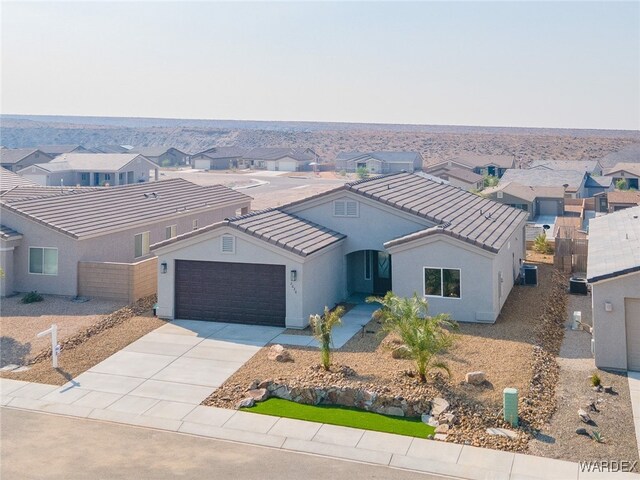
[554,237,588,273]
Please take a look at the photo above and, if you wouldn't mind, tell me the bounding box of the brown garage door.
[175,260,286,327]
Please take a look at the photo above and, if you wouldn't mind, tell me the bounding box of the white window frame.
[497,191,503,199]
[423,267,461,299]
[28,247,58,275]
[165,225,177,240]
[333,199,359,217]
[221,234,236,254]
[364,250,372,280]
[134,231,150,258]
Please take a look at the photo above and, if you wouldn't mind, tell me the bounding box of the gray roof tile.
[0,168,39,192]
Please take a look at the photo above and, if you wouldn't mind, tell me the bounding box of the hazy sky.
[1,1,639,130]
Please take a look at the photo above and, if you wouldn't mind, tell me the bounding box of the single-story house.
[0,179,251,300]
[17,153,159,186]
[587,205,640,371]
[604,163,640,190]
[38,145,90,157]
[1,168,39,192]
[498,169,590,198]
[129,147,189,167]
[528,159,604,176]
[242,147,317,172]
[482,182,565,220]
[0,149,53,172]
[433,167,483,191]
[152,172,528,328]
[335,152,423,174]
[191,147,248,170]
[89,145,132,154]
[425,153,516,178]
[594,190,640,213]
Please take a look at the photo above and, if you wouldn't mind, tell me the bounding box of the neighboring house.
[17,153,159,186]
[0,168,39,192]
[483,182,565,219]
[89,145,132,154]
[528,159,604,176]
[152,172,528,328]
[191,147,248,170]
[583,175,613,198]
[425,153,516,178]
[587,205,640,371]
[129,147,189,167]
[0,149,53,172]
[38,145,90,157]
[498,169,589,198]
[0,179,251,300]
[335,151,423,174]
[242,147,317,172]
[604,163,640,190]
[594,190,640,213]
[433,167,483,191]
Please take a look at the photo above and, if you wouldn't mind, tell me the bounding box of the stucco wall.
[388,236,495,323]
[591,271,640,370]
[0,242,18,296]
[491,220,527,314]
[285,192,429,254]
[301,244,346,323]
[78,257,157,302]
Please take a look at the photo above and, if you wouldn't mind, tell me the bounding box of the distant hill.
[1,114,638,165]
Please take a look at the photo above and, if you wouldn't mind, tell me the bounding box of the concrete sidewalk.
[2,377,636,479]
[629,371,640,461]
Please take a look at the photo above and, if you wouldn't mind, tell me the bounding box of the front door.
[373,251,392,295]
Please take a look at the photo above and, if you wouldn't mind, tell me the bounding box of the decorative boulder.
[465,371,486,385]
[391,346,413,359]
[246,388,269,402]
[578,408,592,424]
[431,397,450,417]
[440,413,455,424]
[268,344,293,362]
[236,397,255,409]
[435,424,450,434]
[575,428,589,436]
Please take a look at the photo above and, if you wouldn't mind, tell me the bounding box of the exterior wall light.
[160,262,168,274]
[604,301,613,312]
[290,270,297,282]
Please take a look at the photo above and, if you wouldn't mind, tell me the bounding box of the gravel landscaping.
[204,263,568,453]
[0,295,125,367]
[0,296,165,385]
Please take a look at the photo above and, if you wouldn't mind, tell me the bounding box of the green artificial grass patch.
[247,398,435,438]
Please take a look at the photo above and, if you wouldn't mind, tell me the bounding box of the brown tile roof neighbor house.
[483,182,565,203]
[440,167,483,183]
[1,178,251,239]
[44,153,146,171]
[449,152,516,169]
[0,148,52,166]
[605,162,640,177]
[0,185,100,202]
[38,145,89,156]
[607,190,640,206]
[244,147,316,162]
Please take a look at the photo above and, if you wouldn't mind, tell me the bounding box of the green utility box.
[503,387,519,427]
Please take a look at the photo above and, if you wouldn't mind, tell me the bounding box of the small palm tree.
[533,232,553,254]
[368,292,458,382]
[309,305,345,371]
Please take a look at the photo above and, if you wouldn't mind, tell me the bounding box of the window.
[221,235,235,253]
[81,173,89,181]
[497,191,503,199]
[134,232,150,258]
[192,219,199,230]
[105,174,111,181]
[29,247,58,275]
[364,250,372,280]
[165,225,177,239]
[424,267,461,298]
[119,172,125,182]
[333,200,359,217]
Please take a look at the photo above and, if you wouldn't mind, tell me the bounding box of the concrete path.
[2,378,636,479]
[629,371,640,461]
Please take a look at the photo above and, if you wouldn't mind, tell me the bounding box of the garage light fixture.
[290,270,297,282]
[604,301,612,312]
[160,262,168,274]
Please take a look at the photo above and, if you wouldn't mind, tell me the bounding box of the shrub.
[22,291,43,304]
[367,292,458,382]
[309,305,345,371]
[590,372,601,387]
[483,174,499,188]
[356,166,369,180]
[533,233,553,254]
[615,178,629,190]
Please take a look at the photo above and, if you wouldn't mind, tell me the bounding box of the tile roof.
[607,190,640,205]
[152,208,345,257]
[529,159,601,173]
[44,153,154,172]
[0,224,22,241]
[0,178,251,239]
[88,145,131,154]
[448,152,515,169]
[22,161,73,173]
[38,145,88,155]
[244,147,315,162]
[605,162,640,177]
[0,168,39,192]
[587,205,640,282]
[0,148,51,165]
[336,151,422,164]
[193,146,248,159]
[0,185,100,202]
[129,147,186,157]
[442,167,483,183]
[584,175,613,188]
[499,169,585,191]
[483,182,565,202]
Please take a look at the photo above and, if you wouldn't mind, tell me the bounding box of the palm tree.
[368,292,458,382]
[309,305,345,371]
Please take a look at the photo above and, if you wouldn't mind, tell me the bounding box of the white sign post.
[37,324,59,368]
